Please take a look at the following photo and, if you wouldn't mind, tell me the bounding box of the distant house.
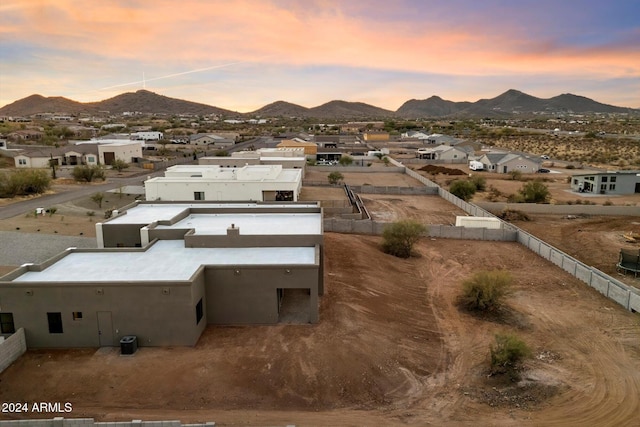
[189,133,235,148]
[7,129,44,141]
[276,139,318,156]
[415,145,470,162]
[424,134,462,146]
[363,132,390,142]
[14,146,99,168]
[477,153,541,174]
[131,131,163,141]
[97,140,142,165]
[571,171,640,195]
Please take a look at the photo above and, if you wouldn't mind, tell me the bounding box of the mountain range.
[0,89,636,119]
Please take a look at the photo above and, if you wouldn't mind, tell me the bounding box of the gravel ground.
[0,231,97,266]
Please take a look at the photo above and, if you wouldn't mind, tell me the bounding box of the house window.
[195,299,203,324]
[47,312,63,334]
[573,179,578,185]
[610,176,617,183]
[600,184,607,191]
[609,184,616,191]
[602,176,608,183]
[18,159,26,165]
[0,313,15,334]
[72,312,83,320]
[87,156,95,163]
[194,191,205,201]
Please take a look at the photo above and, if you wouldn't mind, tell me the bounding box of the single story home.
[0,202,324,348]
[14,146,99,168]
[477,152,541,174]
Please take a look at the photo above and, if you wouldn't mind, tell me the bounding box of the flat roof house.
[571,171,640,195]
[0,202,324,348]
[145,164,303,202]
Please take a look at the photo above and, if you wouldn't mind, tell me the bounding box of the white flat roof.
[14,240,316,283]
[107,203,320,226]
[156,213,322,235]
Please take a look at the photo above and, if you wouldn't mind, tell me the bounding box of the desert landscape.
[1,169,640,426]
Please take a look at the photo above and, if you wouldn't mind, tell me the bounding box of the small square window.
[610,176,617,183]
[72,312,83,320]
[194,191,205,201]
[195,299,203,324]
[0,313,15,334]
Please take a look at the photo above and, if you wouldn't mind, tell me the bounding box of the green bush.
[381,220,427,258]
[509,170,523,181]
[470,175,487,191]
[111,159,129,172]
[0,169,51,197]
[338,155,353,166]
[462,270,512,311]
[519,179,550,203]
[327,171,344,185]
[72,165,106,182]
[449,180,477,201]
[490,333,532,376]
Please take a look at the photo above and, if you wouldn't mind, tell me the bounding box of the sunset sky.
[1,0,639,112]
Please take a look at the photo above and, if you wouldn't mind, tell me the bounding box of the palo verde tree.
[449,179,477,201]
[327,171,344,185]
[490,333,532,379]
[519,179,550,203]
[381,219,427,258]
[72,165,106,183]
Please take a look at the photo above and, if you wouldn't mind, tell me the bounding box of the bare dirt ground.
[361,194,467,224]
[513,214,640,288]
[2,234,639,426]
[305,169,425,187]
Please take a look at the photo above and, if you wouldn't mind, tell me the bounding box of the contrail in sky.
[98,59,258,91]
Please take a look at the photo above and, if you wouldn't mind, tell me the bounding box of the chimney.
[227,223,239,237]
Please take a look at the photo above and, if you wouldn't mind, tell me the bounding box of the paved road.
[0,171,163,220]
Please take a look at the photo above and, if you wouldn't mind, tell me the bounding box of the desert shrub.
[0,169,51,197]
[603,200,613,206]
[470,175,487,191]
[449,180,477,201]
[490,333,532,377]
[506,193,525,203]
[497,209,529,221]
[486,185,503,202]
[327,171,344,185]
[509,170,523,181]
[338,155,353,166]
[111,159,129,171]
[381,219,427,258]
[519,179,550,203]
[91,192,104,208]
[565,164,575,169]
[72,165,105,182]
[214,150,229,157]
[461,270,513,311]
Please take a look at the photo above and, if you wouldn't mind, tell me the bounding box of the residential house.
[0,202,324,348]
[477,153,541,174]
[276,139,318,156]
[571,171,640,195]
[189,133,235,148]
[145,164,303,202]
[14,146,99,168]
[415,145,471,162]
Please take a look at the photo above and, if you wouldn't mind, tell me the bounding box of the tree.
[469,175,486,191]
[490,333,532,378]
[111,159,129,172]
[91,192,104,208]
[327,171,344,185]
[519,179,550,203]
[449,180,477,201]
[461,270,512,311]
[338,155,353,166]
[381,220,427,258]
[72,165,106,183]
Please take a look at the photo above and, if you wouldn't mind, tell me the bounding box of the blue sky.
[1,0,638,112]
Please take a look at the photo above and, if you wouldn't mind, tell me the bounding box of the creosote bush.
[462,269,513,311]
[381,219,427,258]
[72,165,106,183]
[327,171,344,185]
[0,169,51,197]
[490,333,532,377]
[449,179,477,201]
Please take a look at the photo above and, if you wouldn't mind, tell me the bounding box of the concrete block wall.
[0,328,26,374]
[476,202,640,217]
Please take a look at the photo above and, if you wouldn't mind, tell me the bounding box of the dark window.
[609,184,616,191]
[611,176,617,183]
[72,312,83,320]
[0,313,15,334]
[602,176,608,183]
[47,312,63,334]
[195,299,203,324]
[194,191,204,201]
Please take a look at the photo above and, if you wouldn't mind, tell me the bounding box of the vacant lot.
[361,194,466,224]
[1,234,639,426]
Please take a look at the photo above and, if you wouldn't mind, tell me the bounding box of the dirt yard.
[1,234,639,426]
[361,194,467,224]
[305,169,425,187]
